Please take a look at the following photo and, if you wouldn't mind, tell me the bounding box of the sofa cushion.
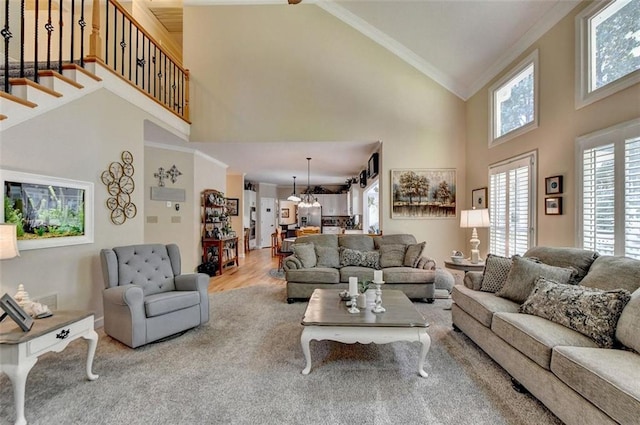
[382,267,435,284]
[496,255,573,304]
[492,312,598,369]
[340,266,376,283]
[379,244,407,268]
[524,246,598,285]
[480,254,512,293]
[340,247,363,266]
[339,234,375,251]
[520,278,631,348]
[551,346,640,425]
[315,246,340,268]
[452,285,520,327]
[144,291,200,318]
[286,267,340,284]
[361,250,381,269]
[295,234,338,249]
[374,234,417,248]
[579,255,640,293]
[616,287,640,352]
[292,243,317,268]
[404,242,426,267]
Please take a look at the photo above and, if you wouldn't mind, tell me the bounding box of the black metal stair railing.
[0,0,189,121]
[1,0,88,93]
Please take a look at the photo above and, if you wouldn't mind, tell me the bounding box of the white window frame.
[575,0,640,109]
[575,118,640,255]
[488,150,538,256]
[488,50,539,148]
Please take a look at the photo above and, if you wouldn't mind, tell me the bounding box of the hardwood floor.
[207,246,285,293]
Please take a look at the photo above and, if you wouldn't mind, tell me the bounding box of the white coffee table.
[300,289,431,377]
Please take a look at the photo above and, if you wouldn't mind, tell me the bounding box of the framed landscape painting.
[391,169,456,219]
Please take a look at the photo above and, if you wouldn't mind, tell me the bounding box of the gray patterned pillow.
[360,251,381,269]
[520,278,631,348]
[379,244,407,268]
[480,254,512,293]
[316,246,340,268]
[404,242,426,267]
[496,255,573,304]
[340,247,363,267]
[292,242,316,268]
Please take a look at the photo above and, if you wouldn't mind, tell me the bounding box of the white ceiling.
[150,0,581,187]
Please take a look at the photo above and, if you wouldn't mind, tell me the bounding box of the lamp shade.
[460,209,490,228]
[0,223,20,260]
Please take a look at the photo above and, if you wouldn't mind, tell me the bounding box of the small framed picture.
[225,198,239,216]
[281,208,290,219]
[545,175,563,195]
[472,187,488,209]
[545,197,563,215]
[0,293,34,332]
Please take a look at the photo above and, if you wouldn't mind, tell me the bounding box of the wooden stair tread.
[62,63,102,82]
[0,91,38,108]
[8,78,63,98]
[39,70,84,89]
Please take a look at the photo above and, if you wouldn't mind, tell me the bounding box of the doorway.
[363,181,380,234]
[260,197,277,248]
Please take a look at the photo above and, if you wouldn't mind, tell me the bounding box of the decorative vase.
[357,293,367,308]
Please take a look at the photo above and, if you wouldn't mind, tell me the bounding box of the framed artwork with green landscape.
[1,169,94,250]
[391,169,456,219]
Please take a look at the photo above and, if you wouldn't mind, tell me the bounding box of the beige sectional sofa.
[283,233,437,303]
[451,246,640,425]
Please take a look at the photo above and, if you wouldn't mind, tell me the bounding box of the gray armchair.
[100,244,210,348]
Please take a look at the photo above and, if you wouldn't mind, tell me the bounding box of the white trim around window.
[575,0,640,109]
[488,50,539,148]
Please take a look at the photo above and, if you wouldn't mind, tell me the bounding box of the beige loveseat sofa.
[283,234,437,303]
[452,246,640,425]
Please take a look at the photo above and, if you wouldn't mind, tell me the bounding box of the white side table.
[0,310,99,425]
[444,259,485,274]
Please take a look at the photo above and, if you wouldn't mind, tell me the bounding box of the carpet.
[0,285,562,425]
[268,268,286,280]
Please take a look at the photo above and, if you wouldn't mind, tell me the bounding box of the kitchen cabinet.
[348,186,361,215]
[318,194,348,216]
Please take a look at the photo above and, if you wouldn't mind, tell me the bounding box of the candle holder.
[348,294,360,314]
[371,281,386,313]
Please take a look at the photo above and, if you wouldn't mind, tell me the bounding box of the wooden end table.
[300,289,431,377]
[0,310,99,425]
[444,259,485,273]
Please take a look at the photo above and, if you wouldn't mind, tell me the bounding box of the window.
[576,0,640,108]
[489,151,537,257]
[488,50,539,147]
[577,118,640,258]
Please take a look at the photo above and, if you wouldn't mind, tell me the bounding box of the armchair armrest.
[175,273,210,324]
[283,255,303,271]
[464,271,484,290]
[102,284,146,348]
[417,256,437,270]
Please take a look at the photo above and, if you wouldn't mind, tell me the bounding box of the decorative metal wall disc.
[102,151,137,225]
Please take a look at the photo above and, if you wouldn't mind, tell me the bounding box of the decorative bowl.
[450,256,465,264]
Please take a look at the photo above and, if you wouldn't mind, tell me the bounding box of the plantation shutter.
[577,119,640,258]
[489,152,536,257]
[625,137,640,259]
[582,144,615,255]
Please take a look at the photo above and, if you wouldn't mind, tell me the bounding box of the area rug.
[0,285,562,425]
[268,268,285,280]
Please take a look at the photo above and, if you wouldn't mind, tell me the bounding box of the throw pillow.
[379,244,407,268]
[360,250,381,269]
[520,278,631,348]
[480,254,513,293]
[404,242,426,268]
[315,246,340,268]
[292,243,316,269]
[496,255,573,304]
[340,247,363,267]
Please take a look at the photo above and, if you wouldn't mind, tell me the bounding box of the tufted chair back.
[101,244,181,296]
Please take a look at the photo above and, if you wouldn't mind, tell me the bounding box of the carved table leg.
[417,330,431,378]
[83,329,100,381]
[300,328,313,375]
[3,358,37,425]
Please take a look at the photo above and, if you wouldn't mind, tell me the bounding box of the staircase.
[0,61,102,129]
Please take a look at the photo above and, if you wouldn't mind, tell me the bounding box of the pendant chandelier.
[287,176,301,202]
[298,158,321,208]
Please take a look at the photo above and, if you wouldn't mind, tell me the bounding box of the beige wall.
[465,2,640,256]
[143,145,195,270]
[0,90,150,320]
[184,5,467,264]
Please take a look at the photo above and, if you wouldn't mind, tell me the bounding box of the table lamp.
[460,208,490,264]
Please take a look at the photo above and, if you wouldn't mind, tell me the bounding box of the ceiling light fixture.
[287,176,301,203]
[298,158,321,208]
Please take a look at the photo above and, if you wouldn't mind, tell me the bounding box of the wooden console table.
[202,237,239,275]
[0,310,99,425]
